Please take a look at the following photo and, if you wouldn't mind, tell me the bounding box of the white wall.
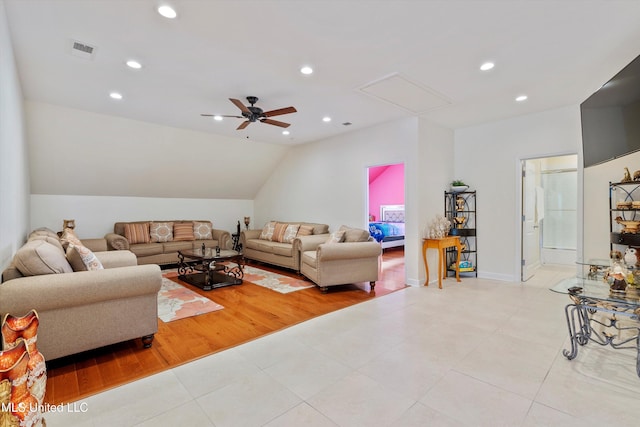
[455,105,581,281]
[30,195,252,239]
[254,117,454,286]
[26,101,289,199]
[0,0,30,270]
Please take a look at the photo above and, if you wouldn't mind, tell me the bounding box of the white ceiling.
[5,0,640,145]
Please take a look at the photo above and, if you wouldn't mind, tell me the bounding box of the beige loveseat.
[241,222,330,271]
[106,220,231,266]
[1,228,162,361]
[300,226,382,292]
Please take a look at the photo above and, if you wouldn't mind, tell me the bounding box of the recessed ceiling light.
[480,62,495,71]
[282,130,290,135]
[300,66,313,75]
[109,92,123,100]
[157,5,177,19]
[213,115,223,121]
[322,116,331,122]
[515,95,528,102]
[126,60,142,69]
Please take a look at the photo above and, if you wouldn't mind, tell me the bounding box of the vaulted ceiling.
[5,0,640,146]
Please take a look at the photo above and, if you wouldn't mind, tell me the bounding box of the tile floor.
[44,265,640,426]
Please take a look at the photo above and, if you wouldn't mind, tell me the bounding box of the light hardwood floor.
[44,248,406,404]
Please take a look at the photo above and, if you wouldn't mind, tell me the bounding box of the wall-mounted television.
[581,54,640,168]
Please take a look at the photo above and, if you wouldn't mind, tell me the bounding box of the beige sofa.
[1,228,162,361]
[300,226,382,292]
[106,220,231,266]
[241,222,330,271]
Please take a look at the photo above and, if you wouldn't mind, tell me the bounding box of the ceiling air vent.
[69,40,97,60]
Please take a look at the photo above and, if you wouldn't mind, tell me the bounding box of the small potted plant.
[450,180,469,192]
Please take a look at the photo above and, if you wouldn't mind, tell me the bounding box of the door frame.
[516,151,578,282]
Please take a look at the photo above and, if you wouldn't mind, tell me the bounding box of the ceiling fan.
[202,96,297,130]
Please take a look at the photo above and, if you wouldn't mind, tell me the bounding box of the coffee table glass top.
[551,276,640,306]
[179,248,241,260]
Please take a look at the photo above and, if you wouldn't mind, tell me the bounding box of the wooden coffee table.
[177,248,244,291]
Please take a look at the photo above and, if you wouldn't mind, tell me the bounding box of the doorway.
[367,163,405,254]
[521,154,578,281]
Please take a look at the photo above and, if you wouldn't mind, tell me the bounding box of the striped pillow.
[274,224,300,243]
[173,222,195,241]
[272,222,288,242]
[124,223,150,244]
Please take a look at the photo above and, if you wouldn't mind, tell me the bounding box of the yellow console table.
[422,236,461,289]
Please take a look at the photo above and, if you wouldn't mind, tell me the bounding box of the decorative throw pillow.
[296,225,314,236]
[193,221,213,240]
[59,227,83,249]
[259,221,276,240]
[272,223,300,243]
[325,230,346,244]
[271,222,288,242]
[124,223,150,244]
[173,222,195,241]
[149,222,174,243]
[66,243,104,271]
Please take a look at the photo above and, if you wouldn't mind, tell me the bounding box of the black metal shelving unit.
[610,181,640,248]
[444,190,477,277]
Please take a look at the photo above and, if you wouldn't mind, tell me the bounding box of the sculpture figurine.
[622,167,633,183]
[634,169,640,181]
[624,247,639,267]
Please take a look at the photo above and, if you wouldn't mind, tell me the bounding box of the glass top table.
[177,248,244,291]
[551,275,640,377]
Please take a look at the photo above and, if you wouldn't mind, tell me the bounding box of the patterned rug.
[157,277,224,322]
[241,265,315,293]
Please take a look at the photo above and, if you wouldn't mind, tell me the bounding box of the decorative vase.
[0,340,40,426]
[450,185,469,193]
[2,310,47,407]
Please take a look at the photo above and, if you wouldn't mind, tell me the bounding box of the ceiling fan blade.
[201,114,244,118]
[229,98,251,114]
[237,120,251,130]
[262,106,297,117]
[261,118,290,128]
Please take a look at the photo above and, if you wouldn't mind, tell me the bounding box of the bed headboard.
[380,204,405,223]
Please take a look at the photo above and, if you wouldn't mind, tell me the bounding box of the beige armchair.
[300,239,382,293]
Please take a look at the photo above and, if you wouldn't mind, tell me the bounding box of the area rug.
[241,265,315,294]
[157,277,224,322]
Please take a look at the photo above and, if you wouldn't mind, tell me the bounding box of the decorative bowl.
[450,185,469,192]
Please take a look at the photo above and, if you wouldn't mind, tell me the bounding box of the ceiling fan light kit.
[202,96,297,130]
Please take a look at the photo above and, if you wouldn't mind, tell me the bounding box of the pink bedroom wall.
[368,163,404,221]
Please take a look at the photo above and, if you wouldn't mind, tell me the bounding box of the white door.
[522,160,541,281]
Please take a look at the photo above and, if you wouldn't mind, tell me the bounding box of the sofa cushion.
[193,221,213,239]
[124,223,151,244]
[259,221,276,240]
[339,225,371,242]
[28,234,64,252]
[309,224,330,235]
[128,243,163,257]
[13,240,73,276]
[149,222,174,243]
[162,241,194,252]
[245,239,293,257]
[274,224,300,243]
[173,222,195,241]
[66,244,104,271]
[297,225,314,236]
[270,242,295,257]
[301,250,317,267]
[28,227,59,240]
